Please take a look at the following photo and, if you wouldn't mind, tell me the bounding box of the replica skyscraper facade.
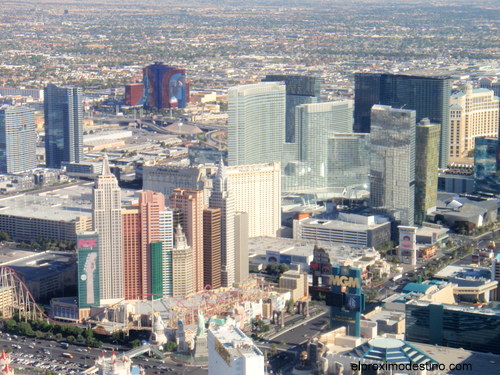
[354,73,451,168]
[370,105,416,227]
[44,84,83,169]
[169,188,204,291]
[0,105,37,173]
[92,156,123,301]
[209,160,235,287]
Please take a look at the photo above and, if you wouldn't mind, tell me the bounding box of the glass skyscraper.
[44,84,83,169]
[327,133,370,194]
[415,119,440,224]
[228,82,286,166]
[370,105,416,226]
[283,101,354,191]
[0,105,37,173]
[474,137,499,194]
[262,75,321,143]
[354,73,451,168]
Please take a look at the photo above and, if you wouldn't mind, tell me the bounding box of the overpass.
[82,344,165,374]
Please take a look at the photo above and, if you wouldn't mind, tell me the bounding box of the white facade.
[228,82,286,166]
[159,208,173,296]
[209,161,235,287]
[208,326,264,375]
[226,162,281,237]
[92,156,123,301]
[449,86,499,163]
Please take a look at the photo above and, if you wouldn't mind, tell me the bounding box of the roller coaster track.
[0,265,54,322]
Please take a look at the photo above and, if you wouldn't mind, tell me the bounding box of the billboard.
[329,266,364,337]
[399,226,417,251]
[77,232,100,309]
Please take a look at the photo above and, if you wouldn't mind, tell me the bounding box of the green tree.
[18,321,34,336]
[55,333,62,341]
[67,335,75,343]
[4,320,17,333]
[165,341,177,352]
[285,299,295,314]
[0,231,11,241]
[130,339,141,349]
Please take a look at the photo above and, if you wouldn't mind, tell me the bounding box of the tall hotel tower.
[354,73,451,168]
[370,105,416,227]
[169,188,204,292]
[0,105,37,173]
[44,84,83,169]
[209,160,235,287]
[228,82,285,166]
[92,156,123,301]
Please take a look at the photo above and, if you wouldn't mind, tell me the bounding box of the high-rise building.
[449,85,499,163]
[209,161,235,287]
[92,156,123,301]
[234,212,249,284]
[169,188,204,291]
[370,105,416,227]
[124,83,144,106]
[262,75,321,143]
[354,73,451,168]
[228,82,285,166]
[139,190,165,299]
[283,100,354,191]
[0,105,37,173]
[474,137,500,194]
[226,162,281,237]
[122,207,141,300]
[150,241,163,299]
[327,133,370,194]
[492,254,500,301]
[143,164,212,205]
[142,62,189,109]
[415,119,441,224]
[44,84,83,169]
[171,224,194,297]
[159,208,174,296]
[203,207,221,290]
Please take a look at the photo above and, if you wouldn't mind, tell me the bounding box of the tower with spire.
[209,158,236,287]
[92,155,124,301]
[171,224,195,297]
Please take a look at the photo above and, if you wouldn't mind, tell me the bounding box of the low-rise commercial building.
[293,212,390,248]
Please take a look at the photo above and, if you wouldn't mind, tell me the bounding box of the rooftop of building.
[209,325,263,358]
[416,224,449,238]
[297,214,390,231]
[3,251,75,281]
[0,182,137,221]
[349,337,438,364]
[434,265,492,281]
[407,300,500,316]
[411,342,500,375]
[434,192,500,218]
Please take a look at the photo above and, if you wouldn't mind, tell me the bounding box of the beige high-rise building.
[171,224,194,297]
[234,212,249,284]
[169,188,204,292]
[225,162,281,237]
[449,85,499,163]
[209,161,235,287]
[92,156,123,301]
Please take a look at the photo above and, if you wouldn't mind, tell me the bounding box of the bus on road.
[62,353,74,359]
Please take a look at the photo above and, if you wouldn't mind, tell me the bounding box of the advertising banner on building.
[399,226,417,251]
[77,232,100,308]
